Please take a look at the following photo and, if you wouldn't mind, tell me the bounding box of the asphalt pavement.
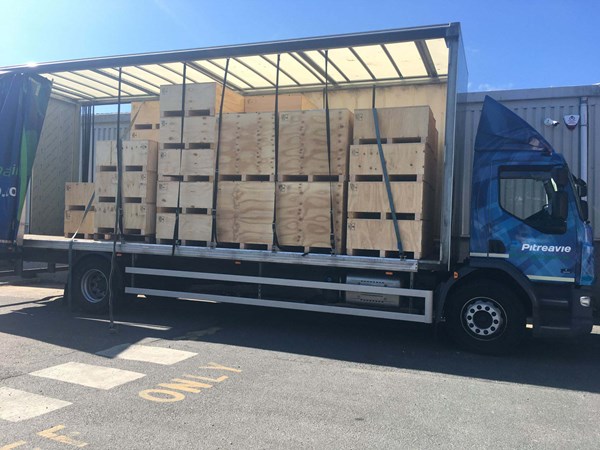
[0,273,599,449]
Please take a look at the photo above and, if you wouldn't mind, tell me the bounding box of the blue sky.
[1,0,599,92]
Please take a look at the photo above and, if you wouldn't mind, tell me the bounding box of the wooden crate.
[95,141,116,166]
[276,182,346,252]
[278,109,352,178]
[130,101,160,141]
[349,143,435,182]
[159,116,217,148]
[156,213,212,243]
[244,94,317,113]
[353,106,437,146]
[216,182,274,245]
[94,203,156,235]
[64,210,95,237]
[346,219,432,259]
[158,149,215,179]
[95,171,157,203]
[65,182,95,209]
[160,82,244,115]
[156,181,213,210]
[95,140,158,171]
[347,181,433,220]
[218,112,275,176]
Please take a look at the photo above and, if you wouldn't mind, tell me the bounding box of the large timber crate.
[244,93,317,113]
[158,149,215,179]
[160,82,244,116]
[64,182,95,238]
[130,101,160,142]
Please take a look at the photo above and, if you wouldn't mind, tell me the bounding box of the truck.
[0,23,594,354]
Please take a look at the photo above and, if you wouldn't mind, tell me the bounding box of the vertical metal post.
[580,97,588,188]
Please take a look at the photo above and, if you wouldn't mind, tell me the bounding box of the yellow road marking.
[158,378,213,393]
[199,362,242,373]
[38,425,87,447]
[184,375,228,383]
[0,441,27,450]
[139,389,186,403]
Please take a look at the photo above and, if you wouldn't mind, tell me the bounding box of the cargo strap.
[271,54,281,251]
[66,191,95,310]
[210,58,230,246]
[324,50,337,255]
[171,63,187,256]
[372,88,403,256]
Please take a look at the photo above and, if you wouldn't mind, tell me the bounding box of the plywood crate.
[216,181,274,247]
[130,101,160,141]
[156,213,212,244]
[95,171,157,203]
[218,112,275,177]
[158,149,215,180]
[156,181,213,210]
[244,94,317,113]
[94,203,156,236]
[95,140,158,171]
[346,219,432,259]
[278,109,353,179]
[159,116,217,149]
[160,82,244,116]
[353,106,437,147]
[276,182,346,252]
[65,182,95,209]
[64,182,96,238]
[64,210,95,237]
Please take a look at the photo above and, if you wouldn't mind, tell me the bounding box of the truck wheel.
[72,256,120,314]
[445,281,526,354]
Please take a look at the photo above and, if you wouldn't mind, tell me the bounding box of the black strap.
[171,63,187,256]
[371,86,403,256]
[324,50,336,254]
[271,54,281,250]
[210,58,230,246]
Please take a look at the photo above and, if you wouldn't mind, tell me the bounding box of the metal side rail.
[22,235,420,272]
[125,267,433,323]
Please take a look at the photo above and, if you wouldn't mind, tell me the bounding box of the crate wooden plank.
[353,106,437,144]
[347,181,433,219]
[159,116,216,146]
[346,219,432,257]
[160,82,244,115]
[94,203,156,234]
[349,143,435,182]
[130,101,160,141]
[158,149,215,177]
[216,182,274,244]
[95,172,157,202]
[64,210,95,235]
[244,94,317,113]
[65,183,95,208]
[219,112,275,175]
[156,181,213,209]
[95,141,116,166]
[156,213,212,242]
[278,109,352,177]
[276,182,346,251]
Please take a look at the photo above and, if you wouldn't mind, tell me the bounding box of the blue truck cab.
[443,97,594,352]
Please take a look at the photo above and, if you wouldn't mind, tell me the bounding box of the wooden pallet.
[218,112,275,176]
[159,116,217,147]
[278,109,352,178]
[160,82,244,116]
[275,182,346,251]
[216,181,274,245]
[353,106,438,146]
[130,101,160,142]
[244,93,317,113]
[94,203,156,235]
[158,149,215,178]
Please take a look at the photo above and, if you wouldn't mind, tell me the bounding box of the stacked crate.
[244,93,317,113]
[130,101,160,142]
[156,82,244,244]
[64,182,95,239]
[346,106,437,259]
[215,112,276,248]
[275,109,353,253]
[94,140,158,239]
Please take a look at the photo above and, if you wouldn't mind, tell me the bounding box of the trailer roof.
[0,23,459,104]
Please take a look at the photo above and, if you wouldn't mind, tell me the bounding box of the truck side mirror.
[581,200,589,222]
[551,191,568,220]
[552,167,569,187]
[578,183,588,198]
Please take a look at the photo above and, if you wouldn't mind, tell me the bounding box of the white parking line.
[0,387,71,422]
[96,344,197,365]
[30,362,145,390]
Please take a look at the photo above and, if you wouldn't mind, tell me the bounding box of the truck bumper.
[533,284,594,338]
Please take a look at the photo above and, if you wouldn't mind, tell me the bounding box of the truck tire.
[445,281,526,354]
[72,256,121,314]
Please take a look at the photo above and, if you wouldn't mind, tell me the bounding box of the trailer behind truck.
[0,23,594,354]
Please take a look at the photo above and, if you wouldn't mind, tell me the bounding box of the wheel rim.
[81,269,108,304]
[461,297,506,340]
